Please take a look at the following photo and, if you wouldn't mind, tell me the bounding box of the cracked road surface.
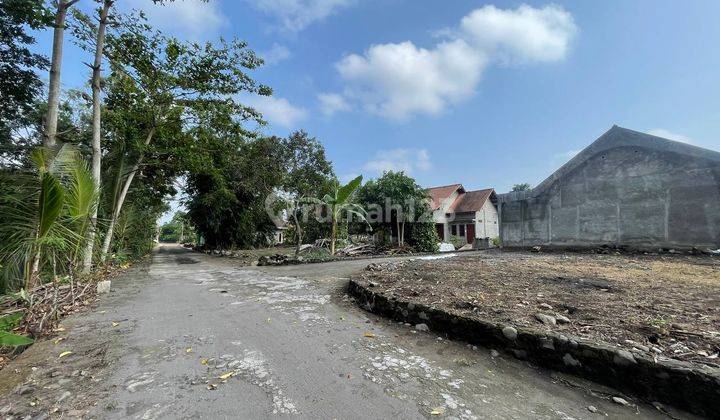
[0,245,692,419]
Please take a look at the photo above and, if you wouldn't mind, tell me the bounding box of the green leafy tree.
[0,0,52,145]
[512,183,531,192]
[279,131,335,255]
[98,11,269,261]
[357,171,430,247]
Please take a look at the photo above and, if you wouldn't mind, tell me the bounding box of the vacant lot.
[356,251,720,366]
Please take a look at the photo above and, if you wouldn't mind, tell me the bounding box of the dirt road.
[0,245,688,419]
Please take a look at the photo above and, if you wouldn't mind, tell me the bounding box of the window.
[459,225,465,236]
[451,225,457,235]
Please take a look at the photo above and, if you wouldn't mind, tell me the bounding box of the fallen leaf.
[200,358,209,365]
[266,318,271,323]
[206,383,217,390]
[218,371,235,380]
[58,351,72,358]
[111,322,119,327]
[186,347,193,353]
[53,337,65,345]
[363,332,376,338]
[430,407,445,415]
[55,326,66,332]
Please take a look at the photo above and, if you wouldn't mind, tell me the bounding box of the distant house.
[427,184,499,245]
[498,125,720,249]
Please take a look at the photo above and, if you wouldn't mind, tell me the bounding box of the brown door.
[466,223,475,244]
[435,224,444,241]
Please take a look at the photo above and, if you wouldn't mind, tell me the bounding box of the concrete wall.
[500,140,720,249]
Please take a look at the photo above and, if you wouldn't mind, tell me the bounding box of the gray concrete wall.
[499,128,720,249]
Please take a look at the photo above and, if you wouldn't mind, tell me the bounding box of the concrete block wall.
[500,144,720,249]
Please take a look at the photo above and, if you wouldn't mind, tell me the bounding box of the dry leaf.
[53,337,65,345]
[58,351,72,358]
[186,347,193,353]
[200,358,209,365]
[206,383,217,390]
[55,326,66,332]
[111,322,119,327]
[218,371,235,380]
[363,332,376,338]
[430,407,445,415]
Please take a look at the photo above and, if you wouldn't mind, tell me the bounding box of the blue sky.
[33,0,720,200]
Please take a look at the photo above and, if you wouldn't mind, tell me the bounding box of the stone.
[612,396,630,406]
[563,353,581,367]
[414,323,429,332]
[57,391,71,403]
[540,337,555,350]
[555,315,570,324]
[96,280,111,294]
[534,313,556,325]
[501,326,518,340]
[587,405,598,413]
[538,303,553,310]
[490,349,500,357]
[512,349,527,359]
[613,350,636,366]
[17,385,34,396]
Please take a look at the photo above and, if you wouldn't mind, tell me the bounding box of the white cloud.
[251,0,354,32]
[261,43,292,65]
[460,4,577,63]
[648,129,694,144]
[329,4,577,120]
[125,0,227,40]
[362,149,431,175]
[318,92,351,116]
[245,95,308,128]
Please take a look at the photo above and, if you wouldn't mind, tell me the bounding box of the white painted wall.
[475,200,499,239]
[432,189,461,240]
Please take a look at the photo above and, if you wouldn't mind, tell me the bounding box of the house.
[498,125,720,249]
[427,184,499,245]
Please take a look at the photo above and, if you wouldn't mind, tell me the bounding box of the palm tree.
[317,176,367,255]
[0,145,97,291]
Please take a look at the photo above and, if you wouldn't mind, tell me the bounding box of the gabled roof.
[427,184,463,210]
[448,188,495,213]
[529,125,720,198]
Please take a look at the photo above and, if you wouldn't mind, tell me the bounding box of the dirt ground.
[355,250,720,366]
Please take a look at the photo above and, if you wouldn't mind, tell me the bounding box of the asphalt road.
[0,244,690,419]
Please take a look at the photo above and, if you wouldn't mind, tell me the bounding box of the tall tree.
[0,0,52,145]
[73,0,114,273]
[45,0,81,148]
[99,13,269,261]
[280,131,335,255]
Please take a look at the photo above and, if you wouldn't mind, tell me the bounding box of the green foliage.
[0,0,52,144]
[0,308,32,347]
[512,183,531,192]
[317,176,366,254]
[0,145,98,291]
[448,235,465,249]
[407,222,440,252]
[491,236,501,247]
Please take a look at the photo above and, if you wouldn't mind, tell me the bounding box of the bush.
[448,235,465,249]
[491,236,501,247]
[407,222,439,253]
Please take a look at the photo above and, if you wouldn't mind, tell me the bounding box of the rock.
[501,326,518,340]
[17,385,34,396]
[612,396,630,406]
[563,353,581,367]
[57,391,71,403]
[534,313,556,325]
[438,243,455,252]
[538,303,553,310]
[512,349,527,359]
[555,315,570,324]
[96,280,111,294]
[587,405,598,413]
[458,244,473,251]
[490,349,500,357]
[613,350,636,366]
[414,323,429,332]
[531,246,541,252]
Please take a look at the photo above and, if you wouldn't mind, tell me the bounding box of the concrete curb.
[347,279,720,417]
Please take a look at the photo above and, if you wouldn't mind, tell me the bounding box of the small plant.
[448,235,465,249]
[491,236,501,247]
[0,312,34,347]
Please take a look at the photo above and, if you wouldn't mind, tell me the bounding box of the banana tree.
[317,176,368,255]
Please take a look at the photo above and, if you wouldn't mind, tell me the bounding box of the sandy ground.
[0,245,696,419]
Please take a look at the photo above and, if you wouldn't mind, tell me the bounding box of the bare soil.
[354,250,720,366]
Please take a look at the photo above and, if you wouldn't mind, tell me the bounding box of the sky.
[31,0,720,221]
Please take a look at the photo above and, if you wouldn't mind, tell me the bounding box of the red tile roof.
[426,184,463,210]
[448,188,495,213]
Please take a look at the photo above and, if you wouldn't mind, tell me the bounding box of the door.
[435,224,445,241]
[466,223,475,245]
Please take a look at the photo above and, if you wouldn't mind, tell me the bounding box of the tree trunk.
[396,218,401,246]
[292,207,303,257]
[45,0,79,148]
[99,126,155,263]
[81,0,113,274]
[330,211,337,255]
[400,221,405,246]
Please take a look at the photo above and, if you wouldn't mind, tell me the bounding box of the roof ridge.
[426,183,462,190]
